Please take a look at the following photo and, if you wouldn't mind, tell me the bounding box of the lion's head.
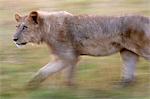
[13,11,43,48]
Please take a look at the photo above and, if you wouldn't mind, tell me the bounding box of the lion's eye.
[23,25,28,29]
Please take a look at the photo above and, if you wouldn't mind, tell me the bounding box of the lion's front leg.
[64,64,77,86]
[120,49,139,86]
[26,59,69,90]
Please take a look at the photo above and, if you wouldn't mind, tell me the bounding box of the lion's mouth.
[17,42,27,45]
[14,42,27,48]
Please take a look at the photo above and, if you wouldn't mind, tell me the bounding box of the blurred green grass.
[0,0,150,99]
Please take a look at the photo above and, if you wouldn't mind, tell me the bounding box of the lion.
[13,11,150,89]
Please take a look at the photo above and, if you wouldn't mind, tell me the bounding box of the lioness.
[13,11,150,89]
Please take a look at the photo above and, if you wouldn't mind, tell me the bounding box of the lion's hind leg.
[120,49,139,86]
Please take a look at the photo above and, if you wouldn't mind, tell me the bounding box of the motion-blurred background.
[0,0,150,99]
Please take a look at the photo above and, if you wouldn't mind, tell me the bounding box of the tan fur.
[13,11,150,89]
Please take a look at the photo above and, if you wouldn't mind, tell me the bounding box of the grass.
[0,0,150,99]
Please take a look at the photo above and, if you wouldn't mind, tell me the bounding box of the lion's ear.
[29,11,39,24]
[15,13,21,22]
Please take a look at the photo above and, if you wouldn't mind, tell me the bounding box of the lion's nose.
[13,38,18,41]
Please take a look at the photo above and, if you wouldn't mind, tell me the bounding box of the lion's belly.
[77,40,123,56]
